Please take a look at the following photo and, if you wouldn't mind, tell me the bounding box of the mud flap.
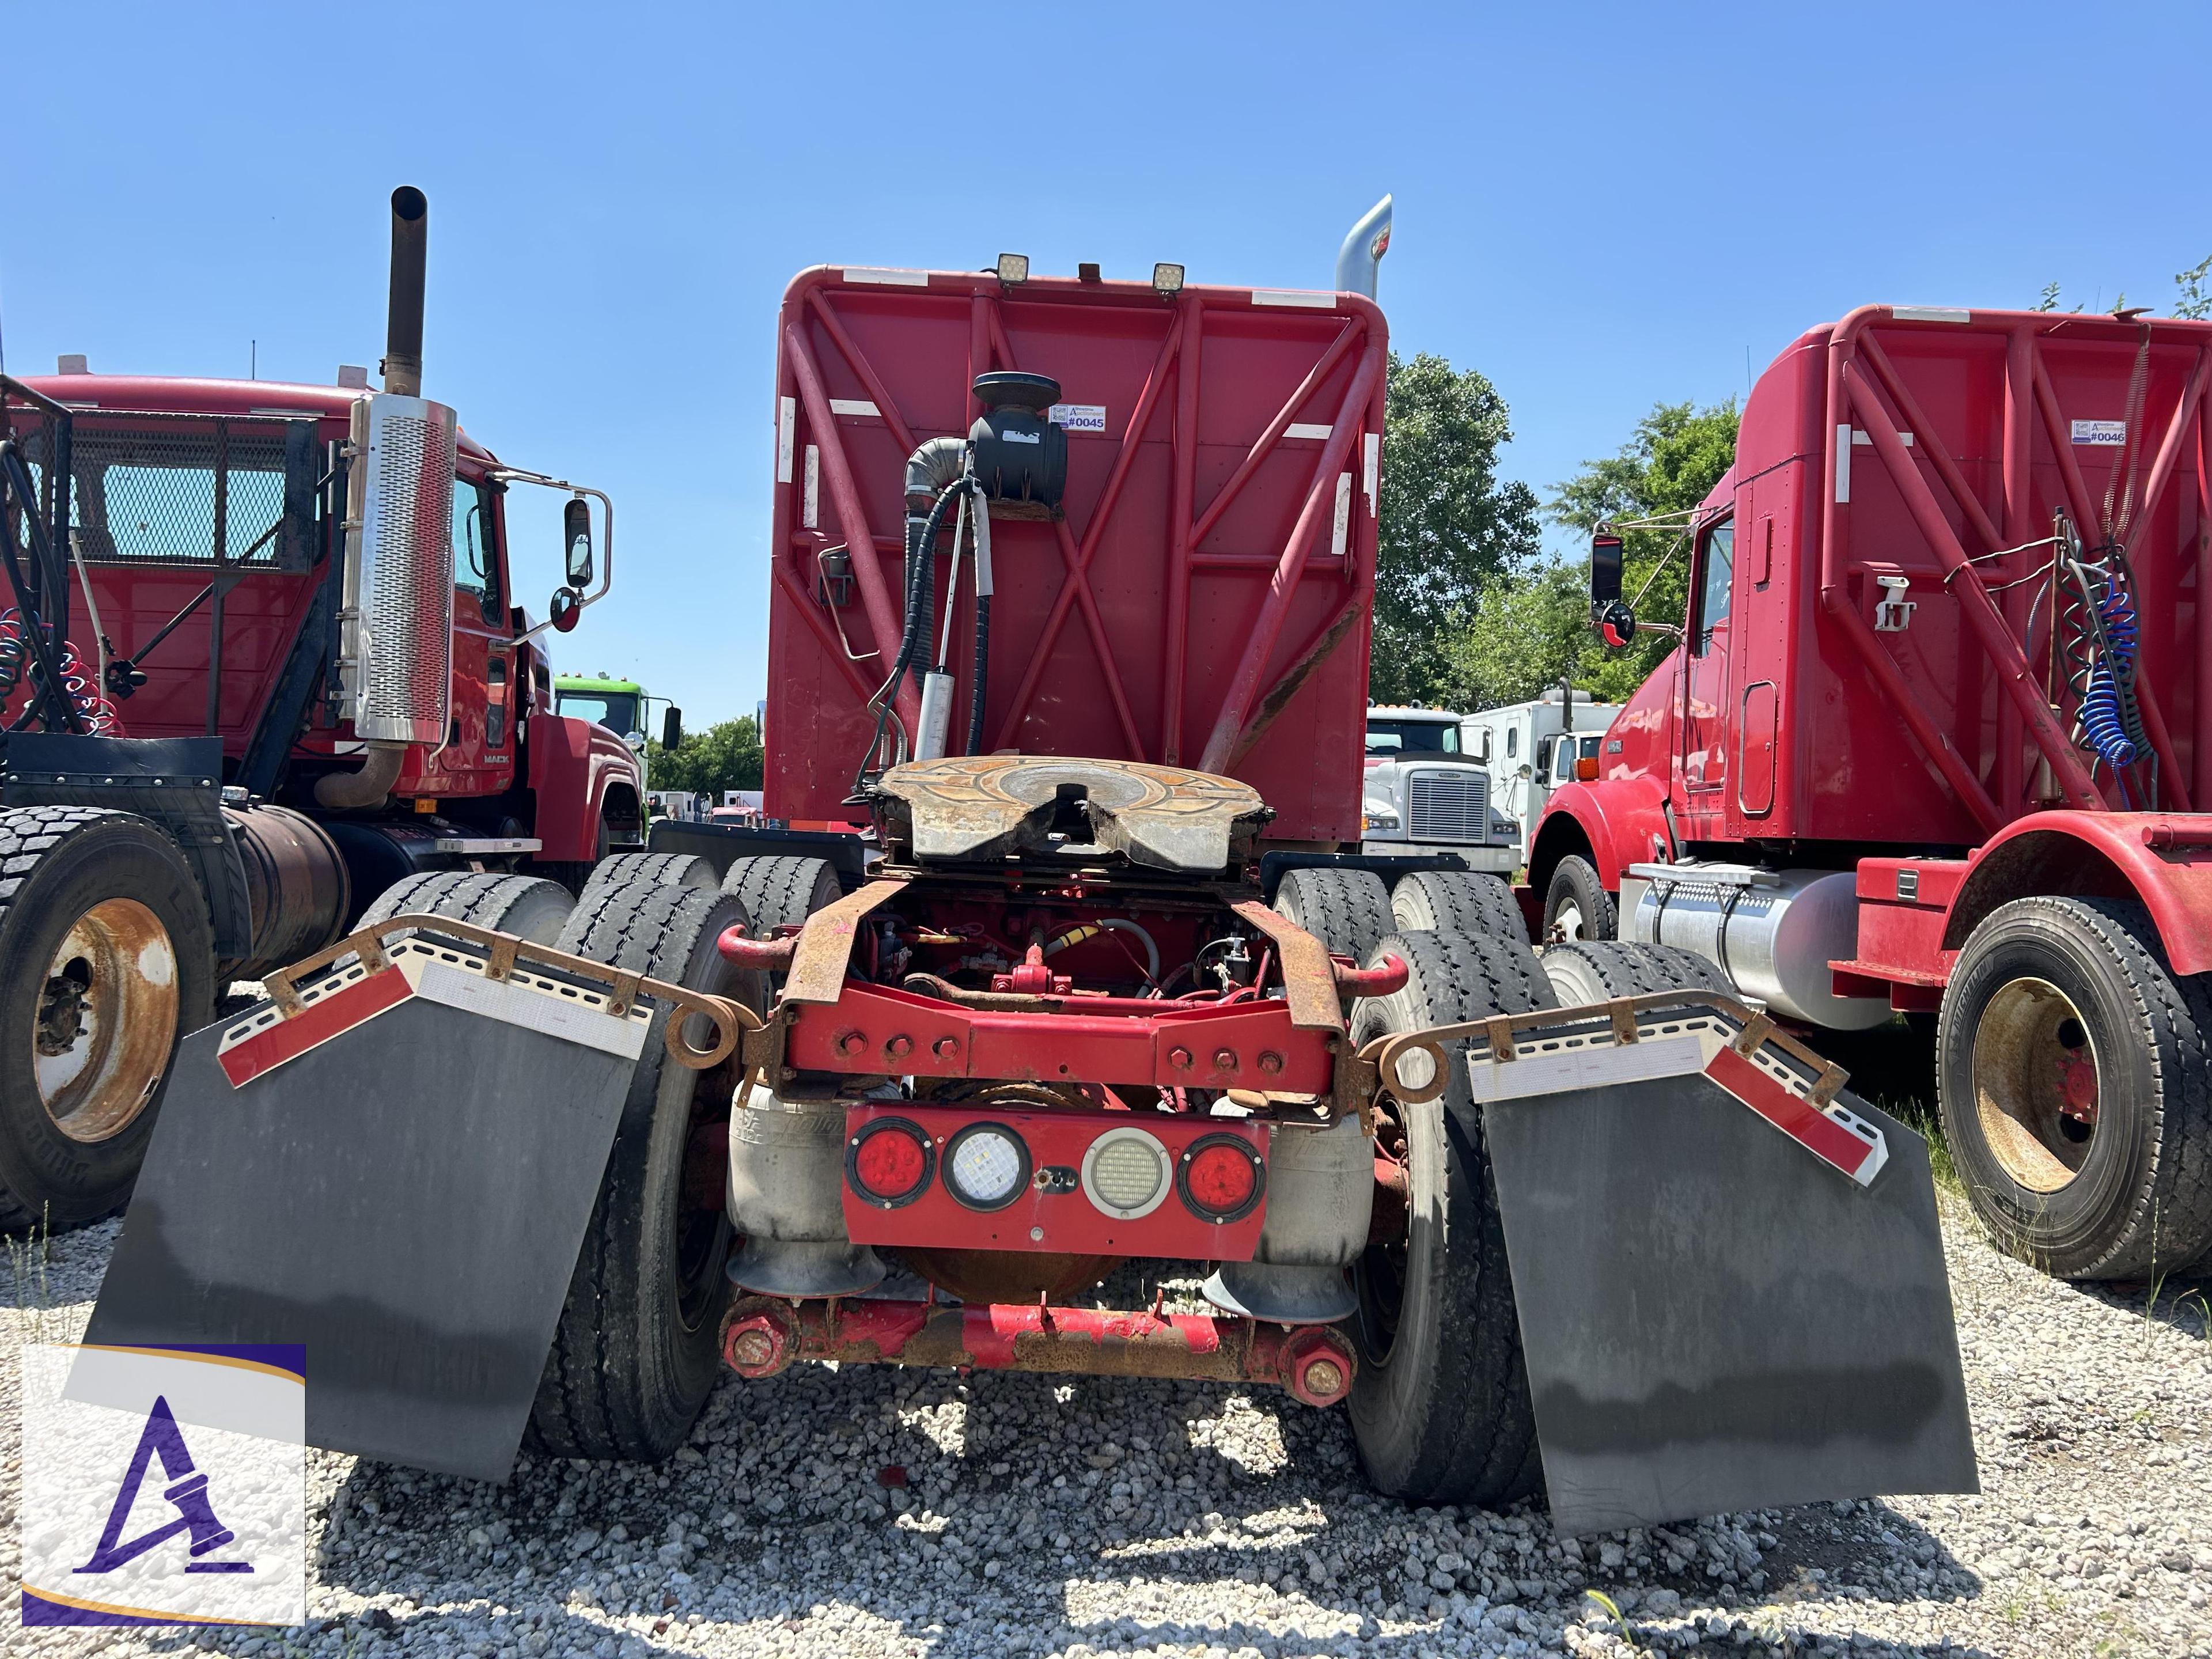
[1461,1001,1978,1535]
[83,931,656,1482]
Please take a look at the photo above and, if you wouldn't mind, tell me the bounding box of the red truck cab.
[1535,304,2212,1282]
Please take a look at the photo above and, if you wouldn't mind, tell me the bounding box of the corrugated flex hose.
[2063,552,2149,793]
[0,608,119,734]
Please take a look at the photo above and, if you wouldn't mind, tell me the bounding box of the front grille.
[1408,768,1487,842]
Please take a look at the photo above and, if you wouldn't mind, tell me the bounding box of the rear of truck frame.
[86,250,1978,1537]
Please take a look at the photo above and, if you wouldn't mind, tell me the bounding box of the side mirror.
[550,588,582,633]
[1597,599,1637,650]
[564,497,594,588]
[1590,530,1624,615]
[662,706,684,751]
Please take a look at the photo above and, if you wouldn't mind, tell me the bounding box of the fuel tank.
[1624,862,1889,1030]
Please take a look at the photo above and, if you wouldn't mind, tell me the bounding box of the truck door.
[1678,517,1734,811]
[442,476,514,790]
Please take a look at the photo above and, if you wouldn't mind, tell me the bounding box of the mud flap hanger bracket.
[1360,990,1885,1186]
[259,913,763,1073]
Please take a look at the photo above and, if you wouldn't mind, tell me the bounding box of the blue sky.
[9,2,2211,725]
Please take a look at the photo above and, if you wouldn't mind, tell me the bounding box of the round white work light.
[944,1123,1029,1211]
[1082,1126,1171,1220]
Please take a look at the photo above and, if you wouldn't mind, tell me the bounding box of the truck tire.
[1391,869,1524,944]
[721,855,840,935]
[1272,867,1393,961]
[358,870,577,945]
[1938,896,2212,1281]
[572,851,720,918]
[1541,939,1732,1009]
[0,807,215,1233]
[529,882,762,1460]
[1347,927,1554,1508]
[1542,853,1615,942]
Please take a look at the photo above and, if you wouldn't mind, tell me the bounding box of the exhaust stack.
[320,185,457,806]
[1334,195,1392,299]
[382,187,428,396]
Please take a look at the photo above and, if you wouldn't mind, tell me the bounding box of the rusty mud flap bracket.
[84,917,754,1482]
[1364,991,1978,1535]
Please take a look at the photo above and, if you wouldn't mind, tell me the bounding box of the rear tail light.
[1178,1133,1266,1223]
[1081,1126,1171,1220]
[944,1122,1030,1211]
[847,1118,934,1209]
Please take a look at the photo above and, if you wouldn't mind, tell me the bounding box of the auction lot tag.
[21,1343,306,1627]
[2071,418,2127,445]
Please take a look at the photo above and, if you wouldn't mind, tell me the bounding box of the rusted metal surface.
[874,755,1266,874]
[893,1248,1120,1305]
[1331,952,1408,999]
[783,878,907,1005]
[716,927,798,974]
[260,913,756,1071]
[36,896,180,1143]
[1231,901,1340,1031]
[719,1294,1355,1404]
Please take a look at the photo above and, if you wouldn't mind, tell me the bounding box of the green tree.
[647,715,763,798]
[1371,351,1543,702]
[1435,397,1740,709]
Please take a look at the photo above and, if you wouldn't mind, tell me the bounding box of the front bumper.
[1359,839,1517,873]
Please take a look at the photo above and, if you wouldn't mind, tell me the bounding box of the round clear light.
[949,1128,1025,1207]
[1084,1130,1169,1219]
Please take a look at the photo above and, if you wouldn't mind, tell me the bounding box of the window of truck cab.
[453,475,503,627]
[1365,721,1462,756]
[1691,517,1734,655]
[559,688,641,736]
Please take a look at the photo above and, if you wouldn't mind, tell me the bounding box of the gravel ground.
[4,1203,2208,1659]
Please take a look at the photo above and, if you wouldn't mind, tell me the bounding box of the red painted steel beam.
[720,1295,1357,1405]
[805,290,919,457]
[783,979,1335,1093]
[2025,345,2196,809]
[992,318,1184,754]
[1998,327,2037,813]
[1855,336,2003,553]
[1163,297,1205,764]
[2200,397,2212,808]
[1188,320,1362,549]
[1847,373,2105,812]
[1199,343,1384,775]
[1819,309,2005,835]
[783,322,919,733]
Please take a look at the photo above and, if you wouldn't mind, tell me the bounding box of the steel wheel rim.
[1972,975,2098,1194]
[33,897,178,1143]
[1553,899,1585,941]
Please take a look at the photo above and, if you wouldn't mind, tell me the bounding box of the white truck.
[1359,704,1520,873]
[1460,688,1622,866]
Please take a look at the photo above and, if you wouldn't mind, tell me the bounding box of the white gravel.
[4,1206,2208,1659]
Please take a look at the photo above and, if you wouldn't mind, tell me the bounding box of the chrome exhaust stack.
[320,187,457,808]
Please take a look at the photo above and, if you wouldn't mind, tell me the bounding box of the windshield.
[559,691,641,735]
[1366,720,1461,757]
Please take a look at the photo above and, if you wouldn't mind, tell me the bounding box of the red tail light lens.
[847,1118,934,1208]
[1177,1134,1265,1223]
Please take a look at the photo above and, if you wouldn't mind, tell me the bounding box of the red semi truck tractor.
[1533,304,2212,1283]
[85,254,1980,1534]
[0,190,639,1229]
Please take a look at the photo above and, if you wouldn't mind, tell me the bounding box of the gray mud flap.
[84,931,655,1481]
[1458,1000,1976,1535]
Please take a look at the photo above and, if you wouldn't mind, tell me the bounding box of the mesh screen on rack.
[17,418,295,568]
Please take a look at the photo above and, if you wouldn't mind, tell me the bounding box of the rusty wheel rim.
[1972,976,2098,1195]
[32,897,178,1143]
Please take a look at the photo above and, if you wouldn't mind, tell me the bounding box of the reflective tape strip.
[1705,1043,1885,1184]
[412,961,649,1061]
[1251,289,1336,308]
[828,399,881,417]
[1464,1032,1707,1102]
[843,267,928,286]
[217,966,412,1087]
